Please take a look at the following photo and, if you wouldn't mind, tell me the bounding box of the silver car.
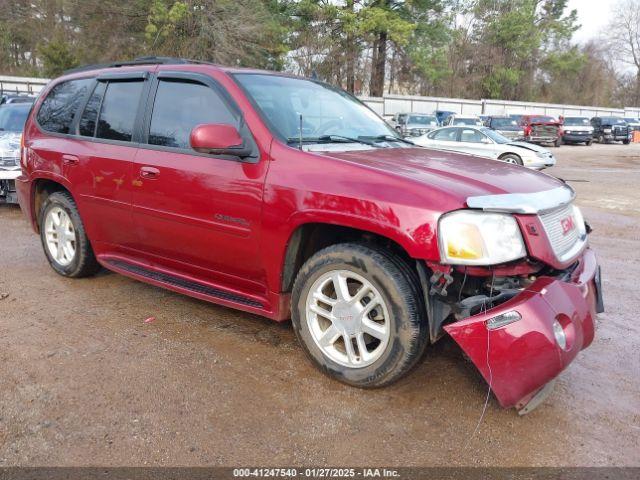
[390,112,439,137]
[0,103,30,203]
[413,125,555,170]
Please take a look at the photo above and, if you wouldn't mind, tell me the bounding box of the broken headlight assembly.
[438,210,526,266]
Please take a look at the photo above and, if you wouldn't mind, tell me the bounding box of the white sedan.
[413,125,556,169]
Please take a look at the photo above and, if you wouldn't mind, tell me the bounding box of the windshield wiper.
[370,134,415,145]
[286,135,380,147]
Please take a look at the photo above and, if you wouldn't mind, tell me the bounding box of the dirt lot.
[0,143,639,467]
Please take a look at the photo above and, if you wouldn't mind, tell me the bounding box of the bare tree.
[608,0,640,105]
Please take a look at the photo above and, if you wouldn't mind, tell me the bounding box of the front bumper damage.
[443,248,601,412]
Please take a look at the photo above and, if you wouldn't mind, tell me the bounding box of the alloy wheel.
[305,269,390,368]
[44,206,77,266]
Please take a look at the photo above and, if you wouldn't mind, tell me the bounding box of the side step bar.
[105,259,263,309]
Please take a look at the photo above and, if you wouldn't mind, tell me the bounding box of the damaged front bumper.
[444,248,602,410]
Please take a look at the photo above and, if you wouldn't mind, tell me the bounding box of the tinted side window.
[96,81,144,142]
[79,82,106,137]
[148,80,236,149]
[36,78,92,134]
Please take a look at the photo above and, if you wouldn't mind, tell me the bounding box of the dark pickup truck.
[591,117,630,144]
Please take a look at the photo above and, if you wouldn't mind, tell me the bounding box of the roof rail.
[62,56,200,75]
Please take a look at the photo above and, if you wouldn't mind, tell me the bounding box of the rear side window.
[95,81,144,142]
[79,82,106,137]
[37,78,92,134]
[148,79,236,149]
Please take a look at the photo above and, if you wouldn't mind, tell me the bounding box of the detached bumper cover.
[444,248,600,409]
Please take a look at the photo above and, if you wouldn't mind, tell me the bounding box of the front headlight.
[438,210,527,265]
[572,205,587,236]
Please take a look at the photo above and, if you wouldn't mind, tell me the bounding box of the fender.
[24,171,75,232]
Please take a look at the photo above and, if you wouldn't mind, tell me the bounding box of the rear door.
[130,71,267,294]
[424,127,460,151]
[66,73,148,250]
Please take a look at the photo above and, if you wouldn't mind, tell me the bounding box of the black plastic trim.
[107,259,263,308]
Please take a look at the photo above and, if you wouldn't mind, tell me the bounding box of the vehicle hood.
[0,131,21,158]
[496,126,522,132]
[317,147,562,202]
[528,120,561,126]
[506,141,551,154]
[562,125,593,132]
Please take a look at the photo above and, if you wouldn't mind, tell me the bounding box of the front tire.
[499,153,523,166]
[623,139,631,145]
[39,191,100,278]
[291,243,428,387]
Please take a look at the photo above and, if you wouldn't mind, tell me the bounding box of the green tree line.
[0,0,633,107]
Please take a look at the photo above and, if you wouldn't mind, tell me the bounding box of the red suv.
[16,58,603,412]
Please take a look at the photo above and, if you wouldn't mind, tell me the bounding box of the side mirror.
[190,124,252,158]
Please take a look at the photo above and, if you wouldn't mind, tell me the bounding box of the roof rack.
[63,56,205,75]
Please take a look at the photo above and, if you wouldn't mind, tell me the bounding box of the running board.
[105,258,263,309]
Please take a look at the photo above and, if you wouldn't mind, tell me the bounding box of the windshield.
[408,115,437,126]
[491,118,519,129]
[563,117,590,126]
[624,118,639,123]
[601,117,626,125]
[481,127,510,144]
[0,104,30,132]
[529,116,557,123]
[452,117,481,126]
[234,74,397,144]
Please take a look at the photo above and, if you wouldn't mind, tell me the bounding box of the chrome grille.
[0,156,19,167]
[539,203,580,260]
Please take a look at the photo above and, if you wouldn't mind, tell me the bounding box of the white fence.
[362,94,637,120]
[0,75,49,96]
[1,73,639,119]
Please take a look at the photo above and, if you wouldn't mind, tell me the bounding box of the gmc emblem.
[560,216,575,235]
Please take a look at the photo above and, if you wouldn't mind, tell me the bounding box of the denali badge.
[560,215,575,235]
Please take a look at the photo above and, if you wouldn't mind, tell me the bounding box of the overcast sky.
[569,0,614,43]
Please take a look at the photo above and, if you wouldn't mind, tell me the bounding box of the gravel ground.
[0,143,638,467]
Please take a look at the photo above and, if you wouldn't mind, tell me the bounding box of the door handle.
[140,166,160,179]
[62,154,80,165]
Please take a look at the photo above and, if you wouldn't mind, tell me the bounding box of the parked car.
[591,117,630,144]
[390,112,438,137]
[16,57,602,413]
[434,110,456,125]
[0,94,36,105]
[443,114,483,127]
[508,113,524,125]
[484,115,524,140]
[0,103,31,203]
[520,115,563,147]
[560,116,594,145]
[413,126,555,169]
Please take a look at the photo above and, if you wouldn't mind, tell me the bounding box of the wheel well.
[281,223,414,292]
[32,179,71,230]
[498,152,520,159]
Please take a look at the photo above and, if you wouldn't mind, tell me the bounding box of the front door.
[130,73,267,295]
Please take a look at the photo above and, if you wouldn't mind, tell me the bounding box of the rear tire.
[623,139,631,145]
[39,191,100,278]
[586,139,593,146]
[554,137,562,147]
[597,134,605,144]
[291,243,428,388]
